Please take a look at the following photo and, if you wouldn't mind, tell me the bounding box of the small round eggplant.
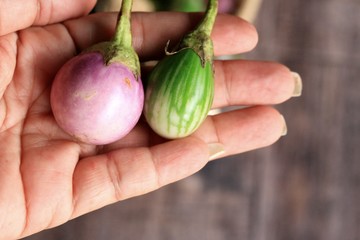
[50,0,143,144]
[144,48,214,138]
[144,0,218,139]
[51,52,143,145]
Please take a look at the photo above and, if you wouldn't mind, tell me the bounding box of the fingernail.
[280,115,288,136]
[208,143,226,161]
[292,72,303,97]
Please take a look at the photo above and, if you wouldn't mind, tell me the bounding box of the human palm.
[0,2,296,239]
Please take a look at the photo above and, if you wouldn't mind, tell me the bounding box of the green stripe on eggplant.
[144,48,214,139]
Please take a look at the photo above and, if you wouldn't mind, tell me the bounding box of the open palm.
[0,2,296,239]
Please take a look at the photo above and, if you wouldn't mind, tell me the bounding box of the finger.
[71,137,209,218]
[0,0,96,36]
[63,12,258,59]
[212,60,297,108]
[104,105,285,158]
[194,106,287,157]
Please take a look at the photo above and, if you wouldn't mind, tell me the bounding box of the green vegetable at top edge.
[144,0,218,139]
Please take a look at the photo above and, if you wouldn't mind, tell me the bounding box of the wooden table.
[25,0,360,239]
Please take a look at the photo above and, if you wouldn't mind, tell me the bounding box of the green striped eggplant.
[144,48,214,138]
[144,0,218,139]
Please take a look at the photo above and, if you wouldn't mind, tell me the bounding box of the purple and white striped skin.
[50,52,144,145]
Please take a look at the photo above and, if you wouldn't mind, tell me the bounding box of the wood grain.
[25,0,360,239]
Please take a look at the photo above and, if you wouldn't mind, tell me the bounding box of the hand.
[0,1,297,239]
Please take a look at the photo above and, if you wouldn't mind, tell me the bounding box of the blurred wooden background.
[25,0,360,239]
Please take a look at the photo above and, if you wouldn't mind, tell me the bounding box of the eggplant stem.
[101,0,140,79]
[197,0,218,36]
[113,0,133,48]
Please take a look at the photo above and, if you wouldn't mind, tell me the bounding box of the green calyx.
[85,0,140,79]
[166,0,218,67]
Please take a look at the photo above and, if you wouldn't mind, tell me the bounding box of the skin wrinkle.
[0,85,13,132]
[62,14,105,54]
[150,138,209,186]
[70,153,95,220]
[0,34,17,129]
[36,0,55,28]
[14,31,35,104]
[220,60,248,106]
[1,32,35,133]
[132,14,146,60]
[204,116,223,148]
[148,147,163,190]
[19,133,33,238]
[19,170,30,239]
[71,154,105,217]
[9,123,28,239]
[35,0,42,24]
[70,170,78,220]
[217,60,232,107]
[127,147,159,198]
[45,163,75,231]
[105,151,125,202]
[65,22,91,54]
[0,162,26,239]
[0,35,16,92]
[0,99,6,129]
[48,1,54,28]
